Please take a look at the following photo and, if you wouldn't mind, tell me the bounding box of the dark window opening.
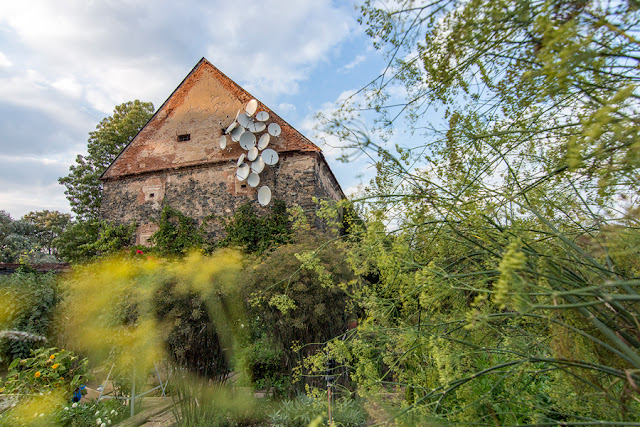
[177,134,191,142]
[149,193,155,198]
[241,184,247,188]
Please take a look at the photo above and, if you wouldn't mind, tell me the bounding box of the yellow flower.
[52,364,59,369]
[35,371,41,378]
[49,355,55,360]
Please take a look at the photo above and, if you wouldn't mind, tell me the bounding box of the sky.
[0,0,387,219]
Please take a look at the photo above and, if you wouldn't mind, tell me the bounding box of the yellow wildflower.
[49,355,55,360]
[52,364,59,369]
[35,371,41,378]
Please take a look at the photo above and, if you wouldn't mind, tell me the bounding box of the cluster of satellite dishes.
[220,99,281,206]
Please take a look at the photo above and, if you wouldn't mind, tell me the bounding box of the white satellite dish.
[231,126,244,142]
[239,132,257,150]
[252,122,266,133]
[219,135,227,149]
[247,172,260,187]
[236,164,250,181]
[237,112,250,128]
[225,121,237,135]
[247,146,259,161]
[256,111,269,122]
[261,148,279,165]
[268,123,281,137]
[258,134,270,150]
[237,153,246,166]
[251,157,265,173]
[246,120,258,133]
[258,186,272,206]
[246,99,258,116]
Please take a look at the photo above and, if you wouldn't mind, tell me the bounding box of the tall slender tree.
[59,100,154,221]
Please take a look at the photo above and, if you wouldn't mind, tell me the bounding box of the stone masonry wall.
[101,151,340,245]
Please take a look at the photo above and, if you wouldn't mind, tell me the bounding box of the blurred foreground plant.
[57,249,244,393]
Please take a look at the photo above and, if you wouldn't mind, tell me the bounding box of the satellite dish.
[268,123,281,137]
[239,132,257,150]
[225,121,237,135]
[237,153,246,166]
[261,148,279,165]
[247,147,259,161]
[252,122,266,133]
[236,163,250,181]
[237,112,250,128]
[258,134,270,150]
[256,111,269,121]
[246,99,258,116]
[219,135,227,149]
[246,120,258,133]
[247,172,260,187]
[231,126,244,142]
[251,157,265,173]
[258,186,272,206]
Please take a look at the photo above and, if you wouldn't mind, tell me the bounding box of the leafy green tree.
[0,211,37,263]
[59,100,154,221]
[53,220,100,263]
[21,210,71,257]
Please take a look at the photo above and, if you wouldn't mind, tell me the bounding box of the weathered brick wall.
[101,151,339,245]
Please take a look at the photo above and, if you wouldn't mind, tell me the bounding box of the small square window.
[177,134,191,142]
[149,193,155,198]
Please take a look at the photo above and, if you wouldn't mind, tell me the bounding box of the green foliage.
[53,220,100,263]
[59,100,154,221]
[314,0,640,424]
[0,347,91,399]
[171,374,265,426]
[0,272,59,363]
[54,220,135,263]
[238,335,289,395]
[241,234,359,393]
[268,394,366,427]
[217,199,292,254]
[21,210,72,259]
[0,211,38,263]
[154,282,230,381]
[150,206,204,256]
[92,221,136,256]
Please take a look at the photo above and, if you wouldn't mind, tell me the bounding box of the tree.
[59,100,154,221]
[21,210,71,257]
[316,1,640,424]
[0,211,37,263]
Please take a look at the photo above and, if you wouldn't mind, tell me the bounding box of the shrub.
[0,271,59,364]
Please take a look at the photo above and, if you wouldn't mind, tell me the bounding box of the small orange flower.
[35,371,41,378]
[52,364,59,369]
[49,355,55,360]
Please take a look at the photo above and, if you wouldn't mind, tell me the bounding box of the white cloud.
[340,54,366,72]
[0,52,12,68]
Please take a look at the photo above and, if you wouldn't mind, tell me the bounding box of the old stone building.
[100,58,345,245]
